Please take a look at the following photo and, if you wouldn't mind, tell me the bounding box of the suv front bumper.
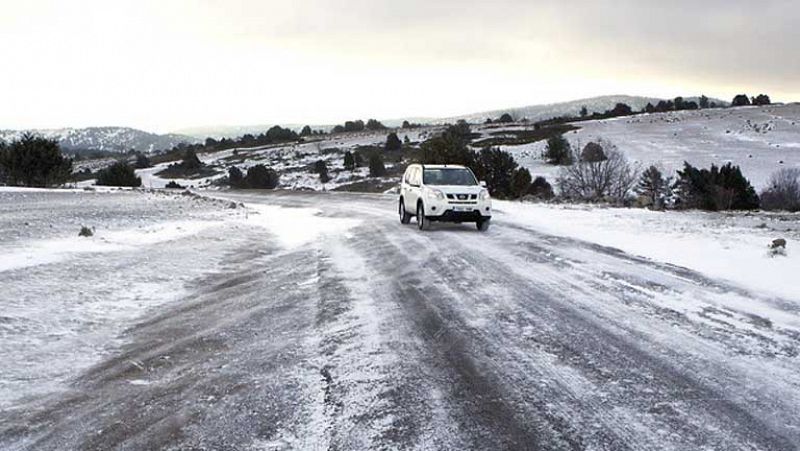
[423,199,492,222]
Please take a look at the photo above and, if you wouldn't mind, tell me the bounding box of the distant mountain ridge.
[0,96,732,151]
[0,127,198,154]
[444,95,729,124]
[174,95,731,139]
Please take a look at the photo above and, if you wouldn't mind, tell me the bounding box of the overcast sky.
[1,0,797,133]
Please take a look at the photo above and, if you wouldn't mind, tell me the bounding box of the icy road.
[1,189,799,450]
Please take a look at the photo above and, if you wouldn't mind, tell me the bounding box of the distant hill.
[0,127,198,154]
[442,95,729,124]
[174,124,312,140]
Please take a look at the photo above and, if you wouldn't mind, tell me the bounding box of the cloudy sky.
[1,0,797,132]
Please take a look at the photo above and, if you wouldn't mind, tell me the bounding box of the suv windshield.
[422,168,477,186]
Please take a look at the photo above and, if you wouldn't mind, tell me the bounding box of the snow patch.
[241,204,360,248]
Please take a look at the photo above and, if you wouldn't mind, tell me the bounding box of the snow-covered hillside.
[0,127,197,153]
[496,104,800,189]
[132,128,437,190]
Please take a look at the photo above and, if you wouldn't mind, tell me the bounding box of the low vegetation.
[332,119,387,133]
[557,142,639,203]
[156,149,218,179]
[472,124,577,148]
[760,168,800,212]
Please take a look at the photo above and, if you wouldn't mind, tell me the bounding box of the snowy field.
[497,104,800,189]
[498,201,800,300]
[1,188,799,450]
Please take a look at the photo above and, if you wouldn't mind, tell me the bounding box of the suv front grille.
[446,193,478,200]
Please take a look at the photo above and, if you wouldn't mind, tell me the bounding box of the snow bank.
[497,201,800,301]
[0,219,222,273]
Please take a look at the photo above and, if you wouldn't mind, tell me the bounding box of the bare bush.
[557,144,639,203]
[760,168,800,212]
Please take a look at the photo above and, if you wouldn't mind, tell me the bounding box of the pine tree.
[228,166,244,187]
[543,135,572,165]
[368,153,386,177]
[343,151,355,171]
[0,133,72,187]
[636,165,670,209]
[498,113,514,123]
[385,132,402,151]
[510,167,532,199]
[314,159,330,183]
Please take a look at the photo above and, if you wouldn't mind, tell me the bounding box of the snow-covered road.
[1,190,799,450]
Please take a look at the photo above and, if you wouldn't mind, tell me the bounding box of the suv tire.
[399,199,411,224]
[417,203,429,231]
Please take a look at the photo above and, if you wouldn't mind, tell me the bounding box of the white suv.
[399,164,492,231]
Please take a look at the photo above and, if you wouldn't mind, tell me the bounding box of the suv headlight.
[479,189,490,200]
[426,188,445,200]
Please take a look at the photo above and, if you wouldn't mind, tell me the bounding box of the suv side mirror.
[479,180,487,188]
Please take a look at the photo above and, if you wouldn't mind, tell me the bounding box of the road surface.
[1,190,799,450]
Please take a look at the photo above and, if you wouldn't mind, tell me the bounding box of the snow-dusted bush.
[244,165,279,189]
[580,142,607,162]
[96,161,142,187]
[760,168,800,212]
[557,144,638,203]
[79,226,94,237]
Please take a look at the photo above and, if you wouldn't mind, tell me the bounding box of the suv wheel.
[476,218,491,232]
[399,199,411,224]
[417,203,429,231]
